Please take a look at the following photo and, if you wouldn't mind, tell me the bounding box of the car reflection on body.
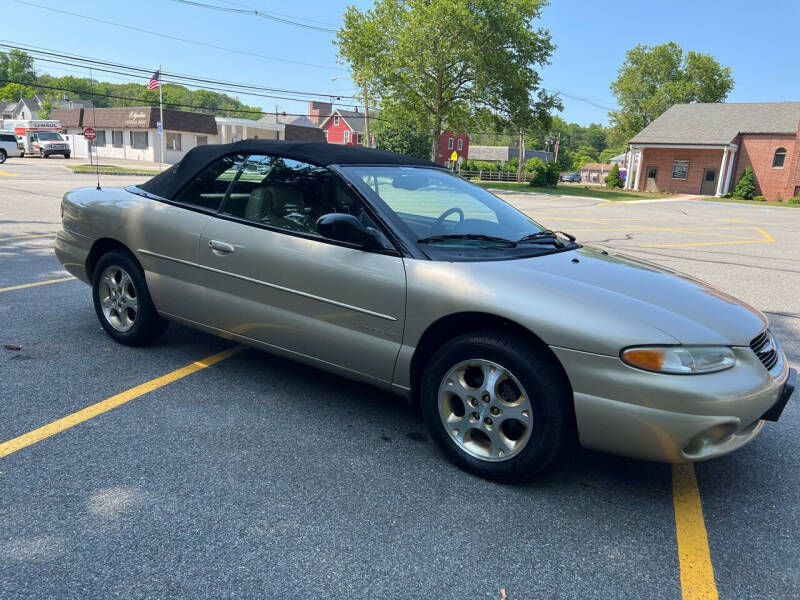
[55,141,795,482]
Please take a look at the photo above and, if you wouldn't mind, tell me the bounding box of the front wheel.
[64,151,71,159]
[0,149,6,164]
[92,250,168,345]
[40,149,46,158]
[421,331,573,483]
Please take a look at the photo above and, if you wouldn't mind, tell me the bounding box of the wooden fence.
[458,170,533,183]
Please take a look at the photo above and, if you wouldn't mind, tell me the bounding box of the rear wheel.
[92,250,168,345]
[421,331,572,483]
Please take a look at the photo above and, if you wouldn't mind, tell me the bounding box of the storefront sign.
[124,111,148,127]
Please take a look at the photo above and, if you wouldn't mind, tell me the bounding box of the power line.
[0,41,356,101]
[9,0,346,72]
[170,0,338,33]
[217,0,339,27]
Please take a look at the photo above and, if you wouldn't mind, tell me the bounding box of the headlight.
[621,346,735,374]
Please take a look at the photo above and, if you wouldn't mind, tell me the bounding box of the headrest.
[245,188,268,221]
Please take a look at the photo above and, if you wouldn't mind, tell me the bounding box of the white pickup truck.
[19,130,71,158]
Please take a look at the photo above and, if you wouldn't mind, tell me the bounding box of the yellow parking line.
[0,170,20,177]
[0,346,244,458]
[644,227,773,248]
[0,276,75,293]
[0,232,58,242]
[672,464,718,600]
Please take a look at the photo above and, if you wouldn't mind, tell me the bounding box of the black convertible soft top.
[137,140,441,200]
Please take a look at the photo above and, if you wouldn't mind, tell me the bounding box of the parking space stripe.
[0,170,20,177]
[0,346,244,458]
[0,276,75,293]
[0,232,57,242]
[672,464,718,600]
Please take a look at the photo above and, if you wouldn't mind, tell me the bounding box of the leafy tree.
[37,101,52,119]
[374,120,431,160]
[337,0,554,162]
[609,42,733,142]
[732,167,757,200]
[0,49,36,85]
[0,82,36,101]
[606,163,623,188]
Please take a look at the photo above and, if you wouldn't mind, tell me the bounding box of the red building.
[319,108,369,146]
[438,130,470,165]
[626,102,800,200]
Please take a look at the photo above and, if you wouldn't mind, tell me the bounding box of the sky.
[3,0,799,127]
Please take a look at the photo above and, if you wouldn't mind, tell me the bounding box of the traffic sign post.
[157,120,163,137]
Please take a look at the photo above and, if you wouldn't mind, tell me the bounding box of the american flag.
[147,70,161,90]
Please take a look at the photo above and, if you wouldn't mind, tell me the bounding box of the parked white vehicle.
[0,131,24,163]
[5,120,70,158]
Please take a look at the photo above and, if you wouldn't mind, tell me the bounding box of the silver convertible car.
[55,141,795,482]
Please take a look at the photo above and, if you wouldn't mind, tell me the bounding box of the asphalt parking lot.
[1,158,798,599]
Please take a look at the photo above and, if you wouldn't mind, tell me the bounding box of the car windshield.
[36,132,63,141]
[339,166,548,247]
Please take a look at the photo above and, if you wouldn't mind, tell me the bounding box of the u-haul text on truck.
[3,120,71,158]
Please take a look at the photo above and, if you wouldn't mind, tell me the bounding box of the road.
[1,158,798,599]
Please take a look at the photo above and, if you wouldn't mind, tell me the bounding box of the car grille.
[750,330,779,371]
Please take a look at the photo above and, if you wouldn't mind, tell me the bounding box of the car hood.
[405,244,767,356]
[504,245,766,347]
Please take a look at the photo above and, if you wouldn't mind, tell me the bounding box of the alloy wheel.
[98,265,138,332]
[438,359,533,462]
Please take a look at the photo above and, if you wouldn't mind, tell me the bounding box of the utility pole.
[362,81,370,147]
[517,129,525,183]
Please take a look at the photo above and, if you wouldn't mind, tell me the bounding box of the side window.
[220,154,390,247]
[173,154,246,211]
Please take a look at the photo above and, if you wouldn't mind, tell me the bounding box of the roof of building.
[580,163,613,171]
[469,145,512,161]
[1,101,16,115]
[17,97,42,113]
[257,113,318,128]
[137,140,441,200]
[630,102,800,145]
[53,98,94,110]
[50,107,218,134]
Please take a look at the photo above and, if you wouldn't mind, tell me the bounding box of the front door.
[645,166,658,192]
[197,154,407,387]
[701,169,717,195]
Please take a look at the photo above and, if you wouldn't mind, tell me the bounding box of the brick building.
[438,130,470,165]
[625,102,800,200]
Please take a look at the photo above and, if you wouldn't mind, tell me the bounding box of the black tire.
[64,152,71,159]
[420,330,572,483]
[0,149,6,164]
[40,149,46,158]
[92,249,168,346]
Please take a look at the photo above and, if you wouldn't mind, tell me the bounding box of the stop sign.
[83,127,97,141]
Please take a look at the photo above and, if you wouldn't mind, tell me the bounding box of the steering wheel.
[431,206,464,233]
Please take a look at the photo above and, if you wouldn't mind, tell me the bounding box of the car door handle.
[209,240,235,254]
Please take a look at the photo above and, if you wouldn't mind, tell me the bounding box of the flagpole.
[158,65,164,171]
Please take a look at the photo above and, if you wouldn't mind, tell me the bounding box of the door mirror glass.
[316,213,380,248]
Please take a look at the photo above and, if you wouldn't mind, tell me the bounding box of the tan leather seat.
[246,185,308,231]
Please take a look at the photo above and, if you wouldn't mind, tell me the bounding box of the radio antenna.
[89,67,100,190]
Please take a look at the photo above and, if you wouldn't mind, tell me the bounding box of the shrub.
[788,196,800,204]
[732,167,757,200]
[753,195,767,202]
[606,163,623,189]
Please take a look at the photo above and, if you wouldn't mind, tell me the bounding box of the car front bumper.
[552,345,794,463]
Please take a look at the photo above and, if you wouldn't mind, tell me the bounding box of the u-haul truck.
[5,120,70,158]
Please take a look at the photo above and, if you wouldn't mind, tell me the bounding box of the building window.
[94,130,106,147]
[333,115,339,126]
[324,130,328,141]
[671,160,689,180]
[357,133,363,145]
[457,138,463,151]
[344,130,350,144]
[195,135,207,146]
[448,137,454,150]
[131,131,148,149]
[112,130,123,147]
[772,147,787,168]
[166,132,182,151]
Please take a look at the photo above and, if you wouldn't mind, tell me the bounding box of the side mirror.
[316,213,380,248]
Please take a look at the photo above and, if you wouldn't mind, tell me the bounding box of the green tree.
[337,0,554,162]
[37,101,52,119]
[608,42,733,142]
[0,49,35,85]
[606,163,623,188]
[374,120,431,160]
[0,82,36,101]
[731,167,757,200]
